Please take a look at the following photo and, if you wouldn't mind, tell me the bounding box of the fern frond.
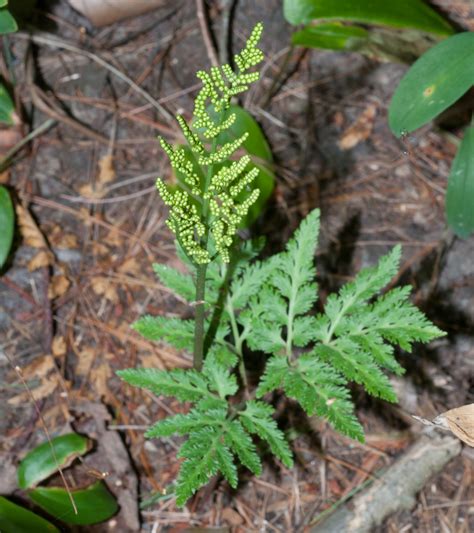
[240,400,293,467]
[225,420,262,475]
[132,315,194,351]
[145,408,227,438]
[315,341,398,402]
[202,355,238,399]
[175,427,235,506]
[117,368,212,402]
[152,263,195,302]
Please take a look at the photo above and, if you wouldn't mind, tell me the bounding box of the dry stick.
[218,0,234,65]
[7,357,78,515]
[14,32,172,122]
[196,0,219,68]
[310,432,461,533]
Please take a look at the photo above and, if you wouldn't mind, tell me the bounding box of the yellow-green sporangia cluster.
[155,23,264,265]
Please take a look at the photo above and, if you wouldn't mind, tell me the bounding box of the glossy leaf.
[0,83,15,125]
[0,1,7,8]
[283,0,454,36]
[0,185,14,267]
[28,481,118,526]
[18,433,91,490]
[0,8,17,34]
[292,23,369,51]
[0,496,59,533]
[389,33,474,136]
[446,126,474,238]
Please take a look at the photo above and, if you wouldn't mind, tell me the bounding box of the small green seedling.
[118,23,444,507]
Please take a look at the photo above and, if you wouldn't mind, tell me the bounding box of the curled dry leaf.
[338,104,377,150]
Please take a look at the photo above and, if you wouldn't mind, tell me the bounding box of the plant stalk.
[193,263,207,371]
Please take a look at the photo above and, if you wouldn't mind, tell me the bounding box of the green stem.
[193,264,207,371]
[192,110,226,370]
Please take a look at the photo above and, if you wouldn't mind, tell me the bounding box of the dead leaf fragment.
[48,274,70,299]
[76,348,96,376]
[52,336,67,358]
[91,276,118,303]
[338,104,377,150]
[16,205,48,249]
[28,250,53,271]
[91,362,112,398]
[98,154,115,184]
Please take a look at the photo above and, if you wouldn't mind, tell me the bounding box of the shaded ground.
[0,1,473,531]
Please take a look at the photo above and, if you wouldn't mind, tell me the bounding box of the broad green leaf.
[446,126,474,238]
[28,481,118,526]
[292,23,369,51]
[0,496,59,533]
[0,185,14,267]
[389,33,474,136]
[0,8,17,34]
[283,0,454,36]
[0,83,15,125]
[18,433,91,490]
[0,2,8,8]
[213,105,275,225]
[216,105,273,162]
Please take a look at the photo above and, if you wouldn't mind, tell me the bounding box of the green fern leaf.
[225,420,262,475]
[315,341,397,402]
[117,368,212,402]
[202,356,238,399]
[285,354,364,441]
[145,408,227,438]
[240,400,293,467]
[175,427,227,506]
[153,263,195,301]
[132,315,194,351]
[256,356,288,397]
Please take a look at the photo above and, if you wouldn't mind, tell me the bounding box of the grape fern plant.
[117,24,444,507]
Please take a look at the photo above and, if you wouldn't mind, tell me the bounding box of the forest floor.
[1,1,473,531]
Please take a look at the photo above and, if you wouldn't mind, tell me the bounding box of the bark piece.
[311,432,461,533]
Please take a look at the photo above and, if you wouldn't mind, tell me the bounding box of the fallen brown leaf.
[338,104,377,150]
[76,348,96,376]
[91,276,119,303]
[98,154,115,184]
[16,204,49,249]
[48,274,70,299]
[28,250,53,271]
[52,336,67,358]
